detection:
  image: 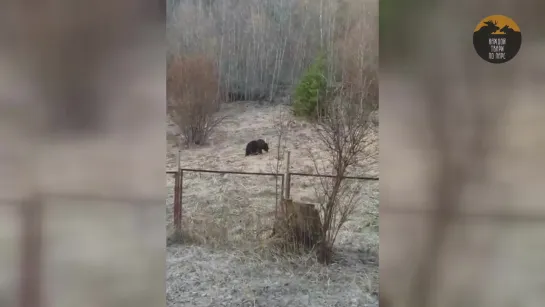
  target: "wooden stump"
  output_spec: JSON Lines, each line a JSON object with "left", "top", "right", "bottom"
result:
{"left": 272, "top": 199, "right": 323, "bottom": 250}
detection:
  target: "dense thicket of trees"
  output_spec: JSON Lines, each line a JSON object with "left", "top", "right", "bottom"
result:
{"left": 167, "top": 0, "right": 377, "bottom": 102}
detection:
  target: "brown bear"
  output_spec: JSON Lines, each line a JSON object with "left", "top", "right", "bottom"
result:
{"left": 245, "top": 139, "right": 269, "bottom": 156}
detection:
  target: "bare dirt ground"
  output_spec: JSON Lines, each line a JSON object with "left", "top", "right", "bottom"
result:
{"left": 166, "top": 102, "right": 379, "bottom": 307}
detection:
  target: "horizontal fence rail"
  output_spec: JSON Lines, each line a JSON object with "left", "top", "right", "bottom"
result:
{"left": 289, "top": 172, "right": 379, "bottom": 180}
{"left": 180, "top": 168, "right": 284, "bottom": 177}
{"left": 167, "top": 170, "right": 378, "bottom": 180}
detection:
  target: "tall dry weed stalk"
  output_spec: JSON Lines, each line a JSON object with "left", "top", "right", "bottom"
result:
{"left": 167, "top": 55, "right": 225, "bottom": 146}
{"left": 269, "top": 109, "right": 292, "bottom": 215}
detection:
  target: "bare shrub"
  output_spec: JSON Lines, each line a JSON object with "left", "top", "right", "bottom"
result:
{"left": 308, "top": 12, "right": 378, "bottom": 261}
{"left": 310, "top": 17, "right": 377, "bottom": 261}
{"left": 167, "top": 55, "right": 225, "bottom": 146}
{"left": 310, "top": 86, "right": 377, "bottom": 264}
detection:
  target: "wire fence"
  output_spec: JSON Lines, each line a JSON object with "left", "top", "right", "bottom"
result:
{"left": 166, "top": 150, "right": 380, "bottom": 232}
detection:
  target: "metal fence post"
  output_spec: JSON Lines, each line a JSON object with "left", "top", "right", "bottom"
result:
{"left": 284, "top": 151, "right": 291, "bottom": 200}
{"left": 173, "top": 150, "right": 182, "bottom": 231}
{"left": 179, "top": 169, "right": 183, "bottom": 225}
{"left": 277, "top": 174, "right": 285, "bottom": 218}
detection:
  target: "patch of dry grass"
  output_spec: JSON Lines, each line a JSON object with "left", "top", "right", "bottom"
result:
{"left": 167, "top": 103, "right": 377, "bottom": 175}
{"left": 166, "top": 101, "right": 379, "bottom": 306}
{"left": 167, "top": 244, "right": 378, "bottom": 307}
